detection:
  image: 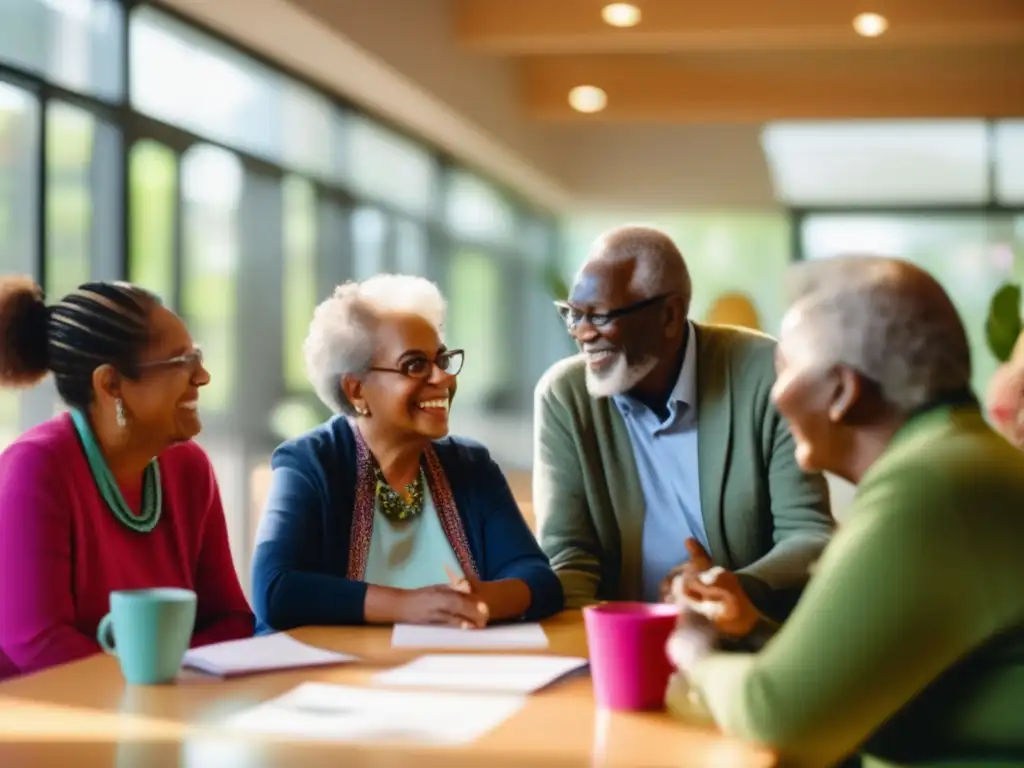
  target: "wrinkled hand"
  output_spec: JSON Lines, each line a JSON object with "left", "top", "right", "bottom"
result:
{"left": 398, "top": 584, "right": 489, "bottom": 628}
{"left": 665, "top": 539, "right": 759, "bottom": 638}
{"left": 659, "top": 537, "right": 714, "bottom": 602}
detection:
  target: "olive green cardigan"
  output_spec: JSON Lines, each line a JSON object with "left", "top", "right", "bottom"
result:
{"left": 533, "top": 322, "right": 834, "bottom": 618}
{"left": 674, "top": 403, "right": 1024, "bottom": 767}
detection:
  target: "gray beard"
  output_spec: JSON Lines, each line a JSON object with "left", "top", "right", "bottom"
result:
{"left": 584, "top": 352, "right": 659, "bottom": 398}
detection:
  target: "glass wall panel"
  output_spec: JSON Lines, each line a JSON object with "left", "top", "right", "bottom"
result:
{"left": 351, "top": 206, "right": 389, "bottom": 280}
{"left": 128, "top": 140, "right": 177, "bottom": 305}
{"left": 0, "top": 0, "right": 123, "bottom": 101}
{"left": 45, "top": 100, "right": 97, "bottom": 298}
{"left": 395, "top": 218, "right": 428, "bottom": 276}
{"left": 282, "top": 175, "right": 317, "bottom": 391}
{"left": 801, "top": 214, "right": 1021, "bottom": 397}
{"left": 130, "top": 6, "right": 342, "bottom": 180}
{"left": 0, "top": 81, "right": 38, "bottom": 449}
{"left": 447, "top": 249, "right": 504, "bottom": 406}
{"left": 345, "top": 115, "right": 436, "bottom": 217}
{"left": 180, "top": 144, "right": 242, "bottom": 412}
{"left": 995, "top": 120, "right": 1024, "bottom": 205}
{"left": 445, "top": 170, "right": 515, "bottom": 244}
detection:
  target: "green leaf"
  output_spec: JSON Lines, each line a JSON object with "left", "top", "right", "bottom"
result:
{"left": 985, "top": 282, "right": 1023, "bottom": 363}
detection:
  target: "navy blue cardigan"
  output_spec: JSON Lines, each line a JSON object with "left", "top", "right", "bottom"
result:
{"left": 251, "top": 417, "right": 564, "bottom": 630}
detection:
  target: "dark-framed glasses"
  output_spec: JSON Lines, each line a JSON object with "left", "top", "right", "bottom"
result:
{"left": 369, "top": 349, "right": 465, "bottom": 381}
{"left": 137, "top": 347, "right": 204, "bottom": 372}
{"left": 554, "top": 293, "right": 671, "bottom": 330}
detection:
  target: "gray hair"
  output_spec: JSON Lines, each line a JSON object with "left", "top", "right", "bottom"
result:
{"left": 303, "top": 274, "right": 447, "bottom": 414}
{"left": 588, "top": 225, "right": 692, "bottom": 311}
{"left": 784, "top": 255, "right": 971, "bottom": 412}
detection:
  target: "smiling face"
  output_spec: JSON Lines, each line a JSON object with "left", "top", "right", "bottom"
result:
{"left": 347, "top": 312, "right": 458, "bottom": 441}
{"left": 117, "top": 304, "right": 210, "bottom": 444}
{"left": 771, "top": 306, "right": 859, "bottom": 475}
{"left": 566, "top": 260, "right": 683, "bottom": 398}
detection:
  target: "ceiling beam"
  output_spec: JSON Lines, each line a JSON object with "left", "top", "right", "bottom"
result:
{"left": 457, "top": 0, "right": 1024, "bottom": 53}
{"left": 521, "top": 52, "right": 1024, "bottom": 121}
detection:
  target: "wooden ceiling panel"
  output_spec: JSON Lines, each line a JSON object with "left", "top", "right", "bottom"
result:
{"left": 521, "top": 52, "right": 1024, "bottom": 121}
{"left": 456, "top": 0, "right": 1024, "bottom": 53}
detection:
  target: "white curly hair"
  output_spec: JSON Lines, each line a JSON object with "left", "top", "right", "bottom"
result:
{"left": 303, "top": 274, "right": 447, "bottom": 414}
{"left": 782, "top": 255, "right": 971, "bottom": 412}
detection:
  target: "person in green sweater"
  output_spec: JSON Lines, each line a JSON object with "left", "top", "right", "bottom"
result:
{"left": 534, "top": 225, "right": 833, "bottom": 623}
{"left": 666, "top": 255, "right": 1024, "bottom": 768}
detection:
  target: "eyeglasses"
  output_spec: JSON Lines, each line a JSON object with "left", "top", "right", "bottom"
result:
{"left": 369, "top": 349, "right": 465, "bottom": 381}
{"left": 554, "top": 294, "right": 671, "bottom": 330}
{"left": 137, "top": 347, "right": 204, "bottom": 372}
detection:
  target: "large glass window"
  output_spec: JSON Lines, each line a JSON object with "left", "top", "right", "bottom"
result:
{"left": 351, "top": 206, "right": 389, "bottom": 280}
{"left": 447, "top": 250, "right": 505, "bottom": 406}
{"left": 445, "top": 170, "right": 515, "bottom": 245}
{"left": 128, "top": 140, "right": 177, "bottom": 305}
{"left": 180, "top": 144, "right": 242, "bottom": 412}
{"left": 395, "top": 218, "right": 429, "bottom": 276}
{"left": 45, "top": 101, "right": 98, "bottom": 299}
{"left": 282, "top": 175, "right": 317, "bottom": 391}
{"left": 0, "top": 81, "right": 38, "bottom": 449}
{"left": 0, "top": 0, "right": 123, "bottom": 101}
{"left": 130, "top": 6, "right": 342, "bottom": 181}
{"left": 995, "top": 120, "right": 1024, "bottom": 205}
{"left": 345, "top": 115, "right": 437, "bottom": 217}
{"left": 801, "top": 214, "right": 1021, "bottom": 397}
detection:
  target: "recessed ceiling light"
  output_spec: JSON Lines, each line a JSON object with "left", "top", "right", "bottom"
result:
{"left": 601, "top": 3, "right": 641, "bottom": 28}
{"left": 853, "top": 12, "right": 888, "bottom": 37}
{"left": 568, "top": 85, "right": 607, "bottom": 114}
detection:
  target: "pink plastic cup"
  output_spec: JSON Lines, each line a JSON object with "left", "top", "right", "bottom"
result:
{"left": 583, "top": 601, "right": 679, "bottom": 711}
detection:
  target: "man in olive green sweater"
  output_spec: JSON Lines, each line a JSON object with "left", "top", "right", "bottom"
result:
{"left": 534, "top": 226, "right": 833, "bottom": 620}
{"left": 669, "top": 256, "right": 1024, "bottom": 767}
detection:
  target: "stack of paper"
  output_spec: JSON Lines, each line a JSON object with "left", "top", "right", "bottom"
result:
{"left": 182, "top": 633, "right": 357, "bottom": 677}
{"left": 391, "top": 622, "right": 549, "bottom": 649}
{"left": 225, "top": 682, "right": 525, "bottom": 745}
{"left": 373, "top": 654, "right": 588, "bottom": 694}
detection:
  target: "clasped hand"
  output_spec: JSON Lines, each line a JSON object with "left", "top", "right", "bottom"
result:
{"left": 660, "top": 538, "right": 760, "bottom": 638}
{"left": 400, "top": 581, "right": 490, "bottom": 628}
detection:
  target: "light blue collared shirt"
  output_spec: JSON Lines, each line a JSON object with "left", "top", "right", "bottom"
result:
{"left": 613, "top": 322, "right": 709, "bottom": 602}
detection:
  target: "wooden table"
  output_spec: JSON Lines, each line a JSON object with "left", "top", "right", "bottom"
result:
{"left": 0, "top": 612, "right": 775, "bottom": 767}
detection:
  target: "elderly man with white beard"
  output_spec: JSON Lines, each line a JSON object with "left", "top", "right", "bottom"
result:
{"left": 533, "top": 225, "right": 833, "bottom": 629}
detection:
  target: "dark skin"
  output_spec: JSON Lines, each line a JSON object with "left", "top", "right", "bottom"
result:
{"left": 341, "top": 312, "right": 532, "bottom": 628}
{"left": 674, "top": 270, "right": 946, "bottom": 636}
{"left": 568, "top": 241, "right": 688, "bottom": 419}
{"left": 89, "top": 304, "right": 210, "bottom": 492}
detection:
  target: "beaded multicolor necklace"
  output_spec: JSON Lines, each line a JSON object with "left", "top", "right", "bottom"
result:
{"left": 373, "top": 464, "right": 425, "bottom": 522}
{"left": 70, "top": 409, "right": 163, "bottom": 534}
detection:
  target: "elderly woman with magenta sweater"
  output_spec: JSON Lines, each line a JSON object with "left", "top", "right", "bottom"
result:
{"left": 252, "top": 274, "right": 563, "bottom": 630}
{"left": 0, "top": 278, "right": 253, "bottom": 680}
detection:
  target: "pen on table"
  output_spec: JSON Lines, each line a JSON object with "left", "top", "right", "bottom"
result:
{"left": 444, "top": 565, "right": 489, "bottom": 628}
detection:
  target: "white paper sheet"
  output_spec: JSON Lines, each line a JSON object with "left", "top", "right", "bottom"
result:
{"left": 182, "top": 633, "right": 357, "bottom": 677}
{"left": 391, "top": 622, "right": 549, "bottom": 649}
{"left": 373, "top": 654, "right": 588, "bottom": 694}
{"left": 225, "top": 682, "right": 525, "bottom": 746}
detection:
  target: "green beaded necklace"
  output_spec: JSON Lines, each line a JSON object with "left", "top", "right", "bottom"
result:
{"left": 70, "top": 409, "right": 162, "bottom": 534}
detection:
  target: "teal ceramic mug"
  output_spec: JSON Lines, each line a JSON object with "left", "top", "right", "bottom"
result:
{"left": 96, "top": 588, "right": 197, "bottom": 685}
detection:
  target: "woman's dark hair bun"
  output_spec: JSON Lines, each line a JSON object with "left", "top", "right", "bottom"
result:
{"left": 0, "top": 276, "right": 51, "bottom": 387}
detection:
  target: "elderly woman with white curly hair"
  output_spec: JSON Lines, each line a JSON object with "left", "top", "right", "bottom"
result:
{"left": 251, "top": 274, "right": 563, "bottom": 630}
{"left": 665, "top": 256, "right": 1024, "bottom": 767}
